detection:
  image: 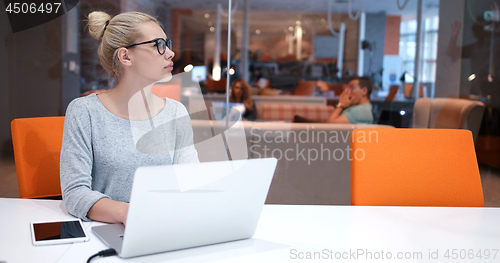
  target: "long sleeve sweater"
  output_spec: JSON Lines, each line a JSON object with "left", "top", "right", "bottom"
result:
{"left": 60, "top": 93, "right": 199, "bottom": 221}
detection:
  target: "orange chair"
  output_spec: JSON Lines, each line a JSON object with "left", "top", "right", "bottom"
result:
{"left": 152, "top": 84, "right": 181, "bottom": 101}
{"left": 384, "top": 85, "right": 399, "bottom": 102}
{"left": 205, "top": 78, "right": 227, "bottom": 93}
{"left": 11, "top": 117, "right": 65, "bottom": 199}
{"left": 404, "top": 83, "right": 424, "bottom": 98}
{"left": 152, "top": 77, "right": 182, "bottom": 101}
{"left": 350, "top": 128, "right": 484, "bottom": 207}
{"left": 294, "top": 80, "right": 316, "bottom": 96}
{"left": 328, "top": 83, "right": 347, "bottom": 96}
{"left": 316, "top": 81, "right": 346, "bottom": 96}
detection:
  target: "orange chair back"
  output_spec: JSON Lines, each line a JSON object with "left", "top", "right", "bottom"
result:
{"left": 151, "top": 84, "right": 181, "bottom": 101}
{"left": 294, "top": 80, "right": 315, "bottom": 96}
{"left": 205, "top": 78, "right": 227, "bottom": 92}
{"left": 385, "top": 85, "right": 399, "bottom": 102}
{"left": 11, "top": 117, "right": 65, "bottom": 199}
{"left": 329, "top": 83, "right": 347, "bottom": 96}
{"left": 350, "top": 128, "right": 484, "bottom": 207}
{"left": 404, "top": 83, "right": 424, "bottom": 98}
{"left": 152, "top": 77, "right": 182, "bottom": 101}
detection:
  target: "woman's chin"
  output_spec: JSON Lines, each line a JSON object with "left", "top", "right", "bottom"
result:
{"left": 158, "top": 73, "right": 173, "bottom": 83}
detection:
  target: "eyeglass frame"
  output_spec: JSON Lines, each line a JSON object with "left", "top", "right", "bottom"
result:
{"left": 123, "top": 38, "right": 172, "bottom": 55}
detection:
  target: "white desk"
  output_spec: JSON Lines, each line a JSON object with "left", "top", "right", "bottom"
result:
{"left": 1, "top": 198, "right": 500, "bottom": 263}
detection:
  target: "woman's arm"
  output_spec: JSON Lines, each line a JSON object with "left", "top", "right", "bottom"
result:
{"left": 60, "top": 99, "right": 116, "bottom": 222}
{"left": 87, "top": 198, "right": 129, "bottom": 225}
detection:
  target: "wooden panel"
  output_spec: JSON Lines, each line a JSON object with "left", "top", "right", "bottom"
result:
{"left": 384, "top": 16, "right": 401, "bottom": 55}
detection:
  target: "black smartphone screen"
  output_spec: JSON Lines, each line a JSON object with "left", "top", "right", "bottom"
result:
{"left": 33, "top": 220, "right": 86, "bottom": 241}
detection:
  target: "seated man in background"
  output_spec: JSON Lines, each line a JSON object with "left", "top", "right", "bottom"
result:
{"left": 326, "top": 76, "right": 373, "bottom": 124}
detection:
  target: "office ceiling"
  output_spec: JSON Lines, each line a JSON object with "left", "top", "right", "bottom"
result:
{"left": 133, "top": 0, "right": 440, "bottom": 35}
{"left": 159, "top": 0, "right": 440, "bottom": 16}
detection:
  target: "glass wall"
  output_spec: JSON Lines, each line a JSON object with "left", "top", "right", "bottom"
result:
{"left": 156, "top": 0, "right": 498, "bottom": 206}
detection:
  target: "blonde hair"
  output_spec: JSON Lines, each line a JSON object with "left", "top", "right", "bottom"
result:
{"left": 229, "top": 79, "right": 254, "bottom": 109}
{"left": 87, "top": 11, "right": 161, "bottom": 79}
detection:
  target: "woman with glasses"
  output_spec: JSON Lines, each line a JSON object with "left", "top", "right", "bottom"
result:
{"left": 60, "top": 11, "right": 199, "bottom": 225}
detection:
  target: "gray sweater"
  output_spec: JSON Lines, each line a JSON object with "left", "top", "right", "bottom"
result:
{"left": 60, "top": 93, "right": 199, "bottom": 221}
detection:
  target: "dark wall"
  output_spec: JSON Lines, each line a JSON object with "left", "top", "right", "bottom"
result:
{"left": 0, "top": 1, "right": 11, "bottom": 157}
{"left": 0, "top": 2, "right": 64, "bottom": 157}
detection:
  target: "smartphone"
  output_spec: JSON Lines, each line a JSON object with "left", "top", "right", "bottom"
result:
{"left": 31, "top": 219, "right": 90, "bottom": 246}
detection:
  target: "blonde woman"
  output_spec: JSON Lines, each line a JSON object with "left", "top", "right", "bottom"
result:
{"left": 60, "top": 11, "right": 199, "bottom": 224}
{"left": 229, "top": 79, "right": 257, "bottom": 120}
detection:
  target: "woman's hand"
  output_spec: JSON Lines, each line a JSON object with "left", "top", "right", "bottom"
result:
{"left": 118, "top": 202, "right": 129, "bottom": 226}
{"left": 87, "top": 198, "right": 129, "bottom": 225}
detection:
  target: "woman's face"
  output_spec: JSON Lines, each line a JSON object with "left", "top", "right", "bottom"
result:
{"left": 233, "top": 82, "right": 243, "bottom": 99}
{"left": 127, "top": 22, "right": 175, "bottom": 84}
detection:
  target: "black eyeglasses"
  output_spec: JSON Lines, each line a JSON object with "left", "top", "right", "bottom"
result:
{"left": 124, "top": 38, "right": 172, "bottom": 55}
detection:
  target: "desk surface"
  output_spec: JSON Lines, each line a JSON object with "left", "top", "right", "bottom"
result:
{"left": 1, "top": 198, "right": 500, "bottom": 263}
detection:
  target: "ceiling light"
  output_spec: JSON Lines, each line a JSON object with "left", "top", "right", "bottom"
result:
{"left": 204, "top": 13, "right": 210, "bottom": 19}
{"left": 210, "top": 27, "right": 215, "bottom": 32}
{"left": 288, "top": 26, "right": 294, "bottom": 32}
{"left": 229, "top": 68, "right": 235, "bottom": 75}
{"left": 255, "top": 29, "right": 261, "bottom": 35}
{"left": 184, "top": 64, "right": 194, "bottom": 72}
{"left": 296, "top": 20, "right": 301, "bottom": 25}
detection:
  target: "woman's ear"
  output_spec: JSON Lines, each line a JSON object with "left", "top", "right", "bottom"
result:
{"left": 116, "top": 47, "right": 132, "bottom": 67}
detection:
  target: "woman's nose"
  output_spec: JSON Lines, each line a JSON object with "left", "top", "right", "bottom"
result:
{"left": 165, "top": 49, "right": 175, "bottom": 60}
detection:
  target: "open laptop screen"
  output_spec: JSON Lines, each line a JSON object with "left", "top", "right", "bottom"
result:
{"left": 210, "top": 102, "right": 246, "bottom": 121}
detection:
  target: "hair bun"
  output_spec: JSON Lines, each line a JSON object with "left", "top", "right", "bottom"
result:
{"left": 88, "top": 11, "right": 112, "bottom": 41}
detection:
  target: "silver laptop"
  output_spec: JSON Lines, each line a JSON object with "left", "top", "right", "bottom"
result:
{"left": 92, "top": 158, "right": 277, "bottom": 258}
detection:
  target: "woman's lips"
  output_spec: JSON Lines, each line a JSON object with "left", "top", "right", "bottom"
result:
{"left": 165, "top": 64, "right": 174, "bottom": 70}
